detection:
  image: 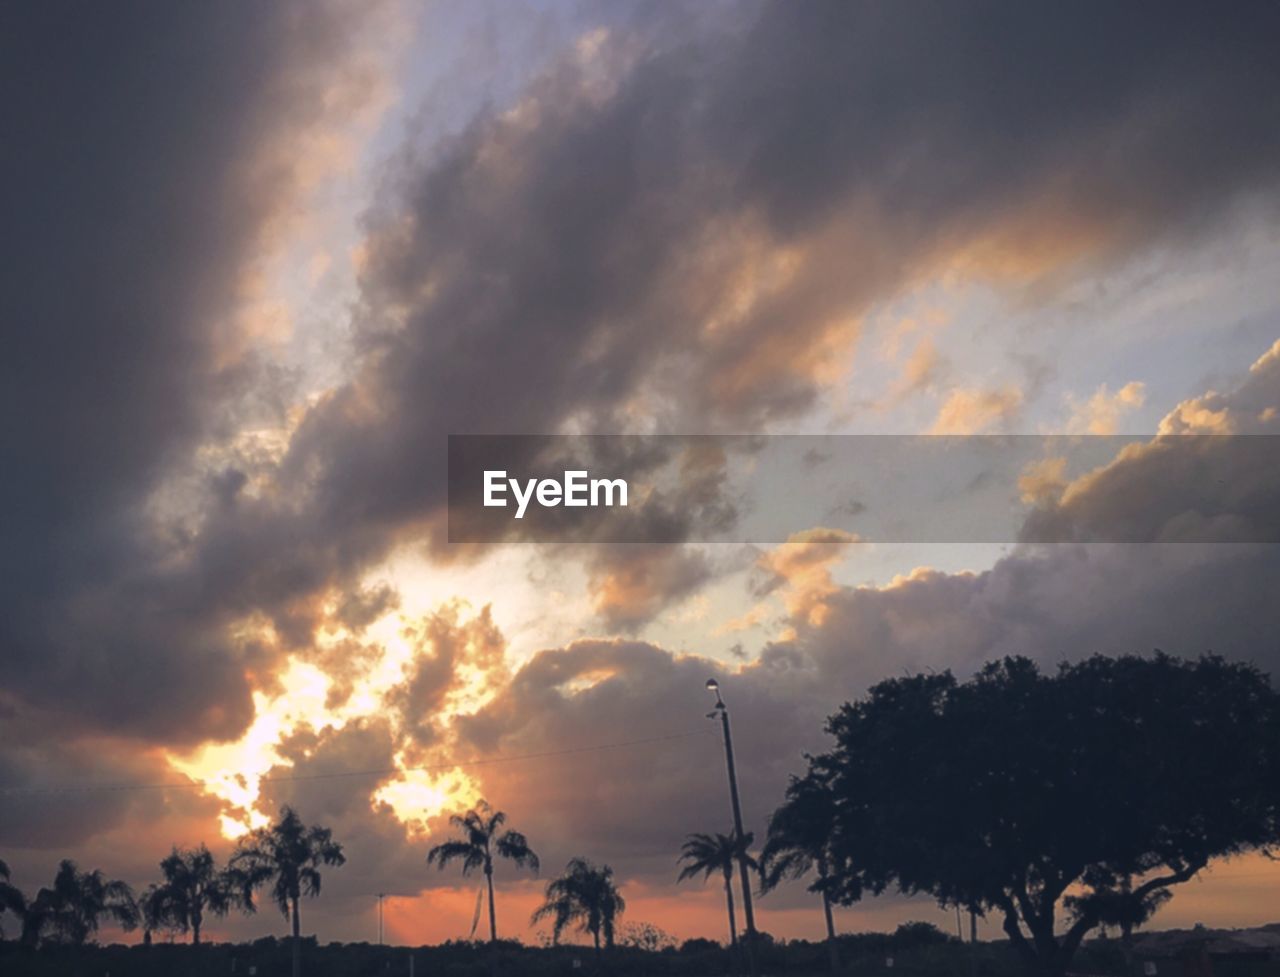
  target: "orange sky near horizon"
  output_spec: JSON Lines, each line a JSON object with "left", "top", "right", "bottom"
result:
{"left": 86, "top": 850, "right": 1280, "bottom": 950}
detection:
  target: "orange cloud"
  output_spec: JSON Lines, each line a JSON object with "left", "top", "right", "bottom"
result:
{"left": 929, "top": 386, "right": 1024, "bottom": 434}
{"left": 754, "top": 528, "right": 859, "bottom": 631}
{"left": 1065, "top": 381, "right": 1146, "bottom": 434}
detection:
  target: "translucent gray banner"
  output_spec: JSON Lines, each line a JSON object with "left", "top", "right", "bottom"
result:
{"left": 446, "top": 435, "right": 1280, "bottom": 544}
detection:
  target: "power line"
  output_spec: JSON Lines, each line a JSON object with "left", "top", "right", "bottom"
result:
{"left": 0, "top": 728, "right": 717, "bottom": 797}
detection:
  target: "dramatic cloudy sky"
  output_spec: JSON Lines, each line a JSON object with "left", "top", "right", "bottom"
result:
{"left": 2, "top": 0, "right": 1279, "bottom": 948}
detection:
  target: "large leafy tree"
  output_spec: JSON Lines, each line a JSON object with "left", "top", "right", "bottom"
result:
{"left": 760, "top": 773, "right": 841, "bottom": 972}
{"left": 148, "top": 844, "right": 246, "bottom": 945}
{"left": 677, "top": 831, "right": 758, "bottom": 952}
{"left": 811, "top": 654, "right": 1280, "bottom": 977}
{"left": 427, "top": 799, "right": 539, "bottom": 943}
{"left": 231, "top": 806, "right": 345, "bottom": 977}
{"left": 19, "top": 860, "right": 138, "bottom": 946}
{"left": 531, "top": 857, "right": 625, "bottom": 958}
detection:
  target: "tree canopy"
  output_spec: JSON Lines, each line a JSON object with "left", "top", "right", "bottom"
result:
{"left": 144, "top": 845, "right": 245, "bottom": 944}
{"left": 807, "top": 654, "right": 1280, "bottom": 977}
{"left": 17, "top": 860, "right": 137, "bottom": 946}
{"left": 532, "top": 857, "right": 625, "bottom": 954}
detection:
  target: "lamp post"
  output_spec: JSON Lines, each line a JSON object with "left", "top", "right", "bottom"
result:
{"left": 706, "top": 678, "right": 759, "bottom": 977}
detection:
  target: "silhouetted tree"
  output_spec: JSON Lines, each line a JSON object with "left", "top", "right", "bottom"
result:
{"left": 1070, "top": 872, "right": 1170, "bottom": 971}
{"left": 760, "top": 772, "right": 841, "bottom": 971}
{"left": 138, "top": 883, "right": 167, "bottom": 945}
{"left": 619, "top": 920, "right": 676, "bottom": 951}
{"left": 811, "top": 654, "right": 1280, "bottom": 977}
{"left": 231, "top": 806, "right": 345, "bottom": 977}
{"left": 0, "top": 858, "right": 26, "bottom": 940}
{"left": 532, "top": 858, "right": 625, "bottom": 960}
{"left": 18, "top": 859, "right": 137, "bottom": 946}
{"left": 677, "top": 831, "right": 757, "bottom": 953}
{"left": 148, "top": 844, "right": 246, "bottom": 944}
{"left": 893, "top": 920, "right": 954, "bottom": 948}
{"left": 427, "top": 799, "right": 539, "bottom": 944}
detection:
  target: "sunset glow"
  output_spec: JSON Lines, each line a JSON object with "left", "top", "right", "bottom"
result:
{"left": 5, "top": 2, "right": 1280, "bottom": 962}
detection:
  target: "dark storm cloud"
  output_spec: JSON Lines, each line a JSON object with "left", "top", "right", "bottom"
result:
{"left": 0, "top": 2, "right": 373, "bottom": 747}
{"left": 773, "top": 543, "right": 1280, "bottom": 690}
{"left": 712, "top": 2, "right": 1280, "bottom": 238}
{"left": 0, "top": 717, "right": 221, "bottom": 851}
{"left": 5, "top": 0, "right": 1280, "bottom": 857}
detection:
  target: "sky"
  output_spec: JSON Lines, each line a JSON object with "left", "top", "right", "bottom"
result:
{"left": 2, "top": 0, "right": 1280, "bottom": 950}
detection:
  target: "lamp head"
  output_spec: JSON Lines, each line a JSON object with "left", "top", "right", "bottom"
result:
{"left": 705, "top": 677, "right": 725, "bottom": 709}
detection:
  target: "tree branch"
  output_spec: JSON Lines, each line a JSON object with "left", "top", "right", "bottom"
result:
{"left": 1131, "top": 861, "right": 1205, "bottom": 901}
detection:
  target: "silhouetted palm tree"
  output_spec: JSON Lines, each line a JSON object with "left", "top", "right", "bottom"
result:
{"left": 427, "top": 799, "right": 539, "bottom": 943}
{"left": 760, "top": 773, "right": 840, "bottom": 971}
{"left": 532, "top": 858, "right": 625, "bottom": 961}
{"left": 19, "top": 860, "right": 137, "bottom": 946}
{"left": 149, "top": 844, "right": 246, "bottom": 944}
{"left": 678, "top": 831, "right": 757, "bottom": 952}
{"left": 231, "top": 806, "right": 345, "bottom": 977}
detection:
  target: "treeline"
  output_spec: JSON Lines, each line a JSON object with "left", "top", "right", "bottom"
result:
{"left": 1, "top": 923, "right": 1105, "bottom": 977}
{"left": 0, "top": 926, "right": 1203, "bottom": 977}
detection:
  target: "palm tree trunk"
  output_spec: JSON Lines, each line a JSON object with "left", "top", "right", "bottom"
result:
{"left": 723, "top": 871, "right": 739, "bottom": 949}
{"left": 485, "top": 862, "right": 498, "bottom": 943}
{"left": 737, "top": 854, "right": 758, "bottom": 936}
{"left": 291, "top": 895, "right": 301, "bottom": 977}
{"left": 816, "top": 857, "right": 838, "bottom": 972}
{"left": 736, "top": 854, "right": 759, "bottom": 977}
{"left": 822, "top": 889, "right": 839, "bottom": 972}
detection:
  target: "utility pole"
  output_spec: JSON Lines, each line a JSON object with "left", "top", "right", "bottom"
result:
{"left": 706, "top": 678, "right": 759, "bottom": 977}
{"left": 378, "top": 892, "right": 386, "bottom": 946}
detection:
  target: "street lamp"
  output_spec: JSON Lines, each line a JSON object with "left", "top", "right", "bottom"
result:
{"left": 705, "top": 677, "right": 759, "bottom": 977}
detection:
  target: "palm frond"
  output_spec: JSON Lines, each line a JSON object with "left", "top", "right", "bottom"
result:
{"left": 496, "top": 830, "right": 540, "bottom": 873}
{"left": 427, "top": 840, "right": 483, "bottom": 875}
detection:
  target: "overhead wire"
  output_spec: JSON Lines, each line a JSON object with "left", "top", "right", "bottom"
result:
{"left": 0, "top": 727, "right": 718, "bottom": 798}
